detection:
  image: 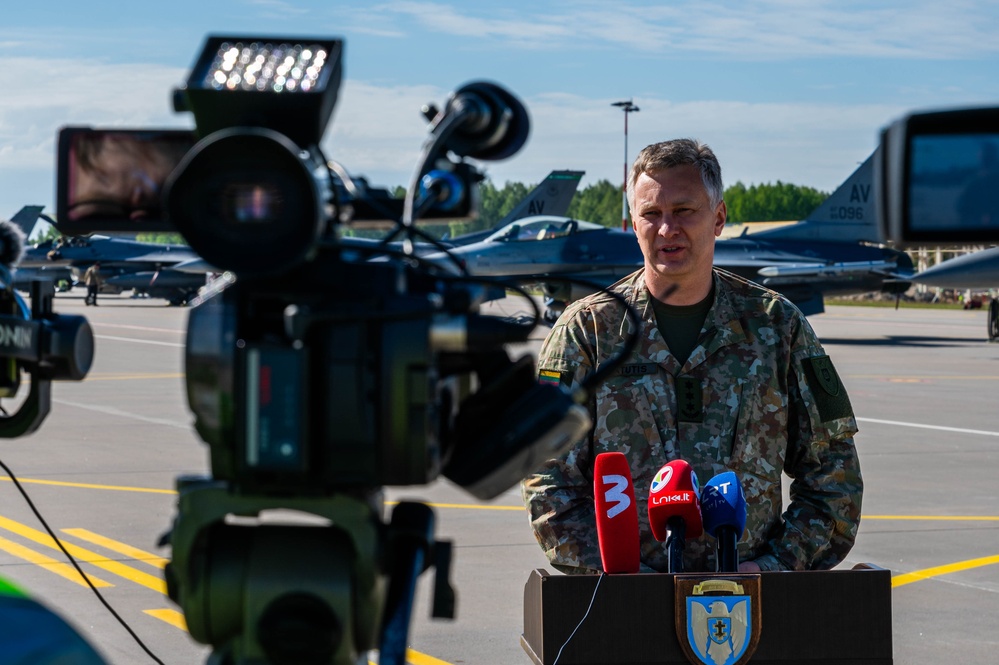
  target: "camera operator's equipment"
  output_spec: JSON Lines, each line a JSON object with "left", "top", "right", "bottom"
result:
{"left": 878, "top": 105, "right": 999, "bottom": 245}
{"left": 0, "top": 219, "right": 94, "bottom": 438}
{"left": 51, "top": 34, "right": 590, "bottom": 665}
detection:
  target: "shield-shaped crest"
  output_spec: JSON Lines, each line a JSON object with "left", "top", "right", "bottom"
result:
{"left": 811, "top": 355, "right": 841, "bottom": 396}
{"left": 675, "top": 575, "right": 762, "bottom": 665}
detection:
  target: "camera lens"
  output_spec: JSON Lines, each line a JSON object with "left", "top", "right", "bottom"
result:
{"left": 164, "top": 127, "right": 323, "bottom": 275}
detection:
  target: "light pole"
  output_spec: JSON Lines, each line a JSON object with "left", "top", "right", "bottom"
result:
{"left": 612, "top": 99, "right": 639, "bottom": 231}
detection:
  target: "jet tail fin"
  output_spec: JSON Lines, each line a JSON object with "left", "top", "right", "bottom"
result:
{"left": 495, "top": 170, "right": 584, "bottom": 228}
{"left": 8, "top": 206, "right": 45, "bottom": 239}
{"left": 446, "top": 170, "right": 584, "bottom": 246}
{"left": 749, "top": 152, "right": 881, "bottom": 244}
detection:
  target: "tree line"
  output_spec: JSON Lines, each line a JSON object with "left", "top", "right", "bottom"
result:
{"left": 36, "top": 176, "right": 826, "bottom": 245}
{"left": 370, "top": 177, "right": 830, "bottom": 240}
{"left": 473, "top": 177, "right": 828, "bottom": 231}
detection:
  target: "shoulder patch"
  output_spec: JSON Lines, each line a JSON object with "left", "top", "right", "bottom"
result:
{"left": 802, "top": 355, "right": 853, "bottom": 422}
{"left": 539, "top": 368, "right": 572, "bottom": 389}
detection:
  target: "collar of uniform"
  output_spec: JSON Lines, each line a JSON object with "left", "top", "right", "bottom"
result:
{"left": 689, "top": 270, "right": 748, "bottom": 364}
{"left": 647, "top": 269, "right": 748, "bottom": 374}
{"left": 621, "top": 269, "right": 749, "bottom": 375}
{"left": 629, "top": 270, "right": 683, "bottom": 376}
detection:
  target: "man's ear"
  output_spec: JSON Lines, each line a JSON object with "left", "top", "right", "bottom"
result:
{"left": 714, "top": 201, "right": 727, "bottom": 237}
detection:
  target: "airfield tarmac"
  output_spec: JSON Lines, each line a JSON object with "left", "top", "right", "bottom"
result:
{"left": 0, "top": 291, "right": 997, "bottom": 664}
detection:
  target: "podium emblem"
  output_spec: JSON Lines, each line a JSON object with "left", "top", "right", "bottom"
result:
{"left": 675, "top": 576, "right": 761, "bottom": 665}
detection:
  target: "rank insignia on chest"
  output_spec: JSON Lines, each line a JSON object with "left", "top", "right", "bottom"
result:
{"left": 677, "top": 376, "right": 703, "bottom": 423}
{"left": 675, "top": 575, "right": 762, "bottom": 665}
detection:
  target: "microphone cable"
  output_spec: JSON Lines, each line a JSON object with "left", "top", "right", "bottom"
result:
{"left": 551, "top": 571, "right": 606, "bottom": 665}
{"left": 0, "top": 457, "right": 165, "bottom": 665}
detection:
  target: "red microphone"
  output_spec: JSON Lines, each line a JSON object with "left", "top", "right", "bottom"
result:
{"left": 647, "top": 459, "right": 702, "bottom": 573}
{"left": 593, "top": 452, "right": 640, "bottom": 574}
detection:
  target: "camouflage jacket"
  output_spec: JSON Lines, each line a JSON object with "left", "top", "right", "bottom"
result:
{"left": 521, "top": 268, "right": 863, "bottom": 574}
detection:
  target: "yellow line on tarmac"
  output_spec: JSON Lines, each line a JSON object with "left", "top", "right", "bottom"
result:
{"left": 388, "top": 501, "right": 522, "bottom": 512}
{"left": 0, "top": 477, "right": 175, "bottom": 494}
{"left": 61, "top": 528, "right": 168, "bottom": 569}
{"left": 0, "top": 516, "right": 166, "bottom": 594}
{"left": 144, "top": 608, "right": 187, "bottom": 631}
{"left": 141, "top": 610, "right": 453, "bottom": 665}
{"left": 405, "top": 649, "right": 454, "bottom": 664}
{"left": 892, "top": 553, "right": 999, "bottom": 588}
{"left": 0, "top": 535, "right": 113, "bottom": 589}
{"left": 82, "top": 373, "right": 184, "bottom": 381}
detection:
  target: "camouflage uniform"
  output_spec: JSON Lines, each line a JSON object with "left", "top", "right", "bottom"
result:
{"left": 522, "top": 268, "right": 863, "bottom": 573}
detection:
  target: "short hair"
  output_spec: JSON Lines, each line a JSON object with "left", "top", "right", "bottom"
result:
{"left": 627, "top": 138, "right": 724, "bottom": 209}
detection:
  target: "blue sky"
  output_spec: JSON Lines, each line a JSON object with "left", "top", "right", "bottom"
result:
{"left": 3, "top": 0, "right": 999, "bottom": 222}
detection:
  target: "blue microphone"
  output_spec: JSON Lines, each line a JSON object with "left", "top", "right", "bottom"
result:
{"left": 700, "top": 471, "right": 747, "bottom": 572}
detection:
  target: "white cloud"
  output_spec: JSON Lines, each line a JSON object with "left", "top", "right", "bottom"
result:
{"left": 368, "top": 0, "right": 999, "bottom": 59}
{"left": 0, "top": 54, "right": 917, "bottom": 218}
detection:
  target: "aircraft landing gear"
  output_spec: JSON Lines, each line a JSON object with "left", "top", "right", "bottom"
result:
{"left": 989, "top": 297, "right": 998, "bottom": 342}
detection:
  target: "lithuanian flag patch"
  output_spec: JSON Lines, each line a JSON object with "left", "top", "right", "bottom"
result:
{"left": 538, "top": 369, "right": 562, "bottom": 386}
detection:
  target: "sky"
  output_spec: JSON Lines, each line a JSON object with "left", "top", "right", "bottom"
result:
{"left": 2, "top": 0, "right": 999, "bottom": 224}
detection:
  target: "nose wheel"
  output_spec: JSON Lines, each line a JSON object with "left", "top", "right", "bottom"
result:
{"left": 989, "top": 297, "right": 998, "bottom": 341}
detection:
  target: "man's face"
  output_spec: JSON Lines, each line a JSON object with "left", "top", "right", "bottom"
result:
{"left": 630, "top": 164, "right": 726, "bottom": 303}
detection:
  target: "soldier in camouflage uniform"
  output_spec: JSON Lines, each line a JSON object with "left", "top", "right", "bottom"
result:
{"left": 522, "top": 139, "right": 863, "bottom": 574}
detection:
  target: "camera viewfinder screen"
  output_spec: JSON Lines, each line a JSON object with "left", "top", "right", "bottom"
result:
{"left": 909, "top": 133, "right": 999, "bottom": 233}
{"left": 59, "top": 128, "right": 196, "bottom": 231}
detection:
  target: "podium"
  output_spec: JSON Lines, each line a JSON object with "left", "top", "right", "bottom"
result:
{"left": 521, "top": 565, "right": 892, "bottom": 665}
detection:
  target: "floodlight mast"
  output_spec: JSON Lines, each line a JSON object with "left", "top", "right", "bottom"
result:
{"left": 612, "top": 99, "right": 639, "bottom": 231}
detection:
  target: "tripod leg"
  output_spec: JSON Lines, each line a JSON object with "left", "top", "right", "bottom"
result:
{"left": 378, "top": 502, "right": 435, "bottom": 665}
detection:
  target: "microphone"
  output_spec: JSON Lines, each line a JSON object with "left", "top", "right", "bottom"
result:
{"left": 700, "top": 472, "right": 747, "bottom": 573}
{"left": 593, "top": 452, "right": 640, "bottom": 574}
{"left": 439, "top": 81, "right": 530, "bottom": 161}
{"left": 0, "top": 219, "right": 26, "bottom": 282}
{"left": 647, "top": 460, "right": 702, "bottom": 574}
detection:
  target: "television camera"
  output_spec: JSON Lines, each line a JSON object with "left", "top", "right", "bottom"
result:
{"left": 878, "top": 105, "right": 999, "bottom": 245}
{"left": 0, "top": 225, "right": 93, "bottom": 439}
{"left": 56, "top": 35, "right": 592, "bottom": 665}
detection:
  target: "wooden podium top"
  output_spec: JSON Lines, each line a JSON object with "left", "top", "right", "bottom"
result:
{"left": 522, "top": 565, "right": 893, "bottom": 665}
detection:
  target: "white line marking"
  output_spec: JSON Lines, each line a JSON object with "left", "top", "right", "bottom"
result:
{"left": 857, "top": 417, "right": 999, "bottom": 438}
{"left": 95, "top": 335, "right": 184, "bottom": 348}
{"left": 52, "top": 399, "right": 191, "bottom": 429}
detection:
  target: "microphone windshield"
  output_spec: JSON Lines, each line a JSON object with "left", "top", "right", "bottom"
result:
{"left": 593, "top": 452, "right": 640, "bottom": 573}
{"left": 700, "top": 471, "right": 748, "bottom": 538}
{"left": 647, "top": 459, "right": 703, "bottom": 541}
{"left": 0, "top": 220, "right": 26, "bottom": 271}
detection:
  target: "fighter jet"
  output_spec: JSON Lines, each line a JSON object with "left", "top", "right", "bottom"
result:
{"left": 6, "top": 206, "right": 75, "bottom": 289}
{"left": 423, "top": 152, "right": 913, "bottom": 321}
{"left": 9, "top": 206, "right": 206, "bottom": 305}
{"left": 911, "top": 247, "right": 999, "bottom": 340}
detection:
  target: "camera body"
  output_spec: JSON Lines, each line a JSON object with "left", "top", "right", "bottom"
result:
{"left": 55, "top": 34, "right": 589, "bottom": 664}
